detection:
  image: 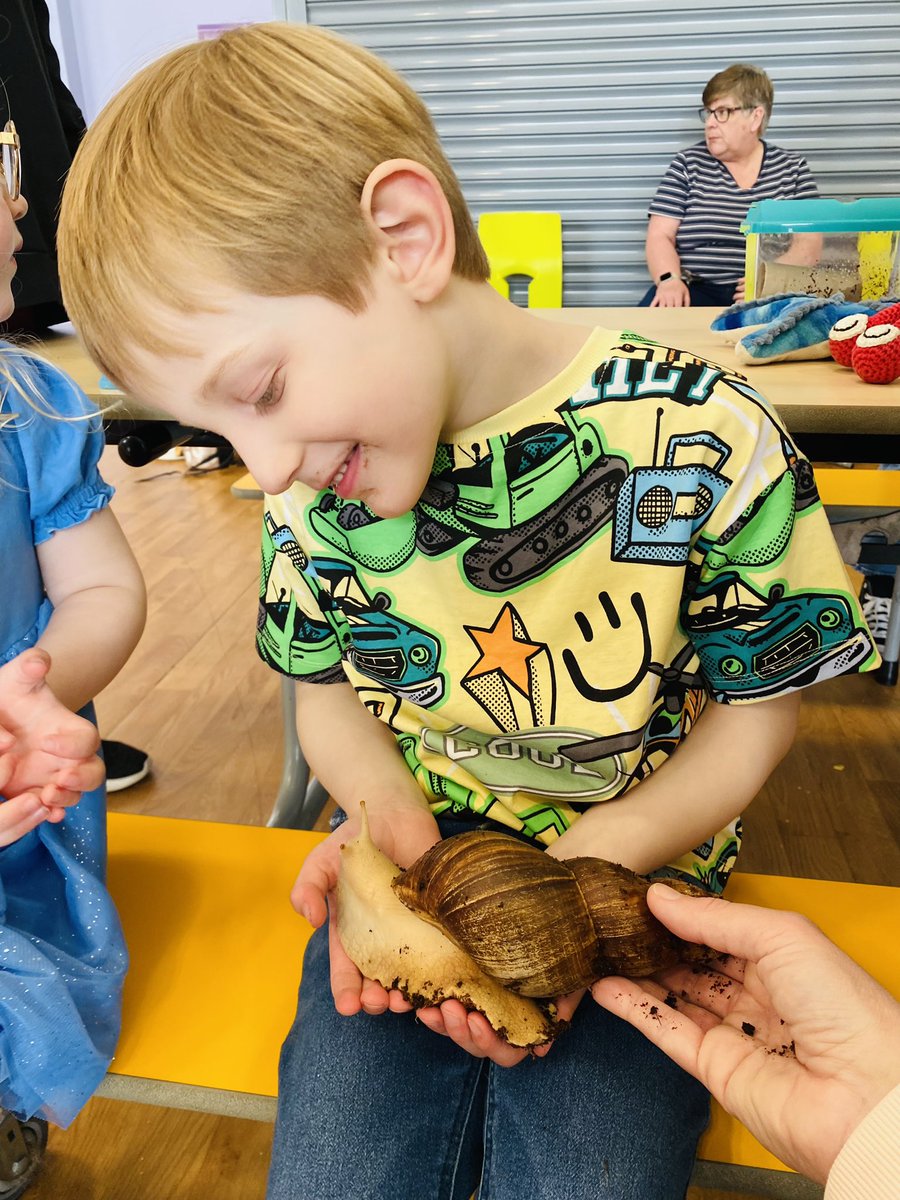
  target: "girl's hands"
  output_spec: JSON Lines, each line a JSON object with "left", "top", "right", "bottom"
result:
{"left": 0, "top": 790, "right": 66, "bottom": 846}
{"left": 0, "top": 649, "right": 103, "bottom": 814}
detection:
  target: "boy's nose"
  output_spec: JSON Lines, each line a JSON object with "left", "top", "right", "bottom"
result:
{"left": 239, "top": 447, "right": 299, "bottom": 498}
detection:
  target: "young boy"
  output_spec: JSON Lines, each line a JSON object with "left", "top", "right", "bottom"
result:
{"left": 57, "top": 23, "right": 878, "bottom": 1199}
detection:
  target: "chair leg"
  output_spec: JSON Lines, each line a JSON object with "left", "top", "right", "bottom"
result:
{"left": 876, "top": 570, "right": 900, "bottom": 685}
{"left": 265, "top": 678, "right": 331, "bottom": 829}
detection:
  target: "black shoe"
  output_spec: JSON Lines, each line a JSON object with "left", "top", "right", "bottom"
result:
{"left": 101, "top": 740, "right": 151, "bottom": 792}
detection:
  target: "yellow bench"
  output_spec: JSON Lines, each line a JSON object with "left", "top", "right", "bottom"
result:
{"left": 98, "top": 812, "right": 899, "bottom": 1198}
{"left": 815, "top": 465, "right": 900, "bottom": 508}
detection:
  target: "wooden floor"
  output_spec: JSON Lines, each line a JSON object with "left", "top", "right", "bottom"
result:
{"left": 29, "top": 447, "right": 899, "bottom": 1199}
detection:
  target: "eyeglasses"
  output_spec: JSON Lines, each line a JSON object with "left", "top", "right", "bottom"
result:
{"left": 698, "top": 105, "right": 753, "bottom": 124}
{"left": 0, "top": 121, "right": 21, "bottom": 200}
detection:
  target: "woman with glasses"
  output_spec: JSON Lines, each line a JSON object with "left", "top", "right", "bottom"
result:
{"left": 639, "top": 64, "right": 819, "bottom": 308}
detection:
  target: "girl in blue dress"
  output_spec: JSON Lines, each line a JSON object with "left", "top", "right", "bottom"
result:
{"left": 0, "top": 114, "right": 146, "bottom": 1126}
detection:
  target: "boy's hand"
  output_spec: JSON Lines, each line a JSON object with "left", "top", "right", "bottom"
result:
{"left": 291, "top": 803, "right": 442, "bottom": 1018}
{"left": 415, "top": 988, "right": 584, "bottom": 1067}
{"left": 0, "top": 649, "right": 103, "bottom": 805}
{"left": 293, "top": 807, "right": 583, "bottom": 1063}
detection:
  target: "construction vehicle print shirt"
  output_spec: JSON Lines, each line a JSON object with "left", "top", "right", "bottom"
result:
{"left": 257, "top": 327, "right": 878, "bottom": 892}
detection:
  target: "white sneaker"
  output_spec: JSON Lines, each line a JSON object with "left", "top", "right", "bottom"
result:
{"left": 862, "top": 594, "right": 891, "bottom": 650}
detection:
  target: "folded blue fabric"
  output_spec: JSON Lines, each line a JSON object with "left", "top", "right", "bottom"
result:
{"left": 710, "top": 292, "right": 899, "bottom": 365}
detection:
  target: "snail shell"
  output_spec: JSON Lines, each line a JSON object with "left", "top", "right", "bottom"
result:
{"left": 336, "top": 808, "right": 562, "bottom": 1047}
{"left": 392, "top": 830, "right": 707, "bottom": 998}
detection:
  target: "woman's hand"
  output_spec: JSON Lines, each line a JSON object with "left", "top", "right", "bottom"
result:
{"left": 732, "top": 276, "right": 746, "bottom": 303}
{"left": 651, "top": 277, "right": 691, "bottom": 307}
{"left": 0, "top": 648, "right": 103, "bottom": 809}
{"left": 591, "top": 884, "right": 900, "bottom": 1185}
{"left": 291, "top": 801, "right": 442, "bottom": 1018}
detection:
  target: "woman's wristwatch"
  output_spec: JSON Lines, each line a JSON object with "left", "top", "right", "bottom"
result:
{"left": 658, "top": 270, "right": 691, "bottom": 285}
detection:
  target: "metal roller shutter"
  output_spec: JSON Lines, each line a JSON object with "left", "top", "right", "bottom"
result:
{"left": 287, "top": 1, "right": 900, "bottom": 304}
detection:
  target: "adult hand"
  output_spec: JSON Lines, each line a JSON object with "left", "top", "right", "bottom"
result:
{"left": 591, "top": 885, "right": 900, "bottom": 1185}
{"left": 733, "top": 277, "right": 746, "bottom": 303}
{"left": 650, "top": 277, "right": 691, "bottom": 307}
{"left": 291, "top": 801, "right": 441, "bottom": 1019}
{"left": 0, "top": 648, "right": 103, "bottom": 807}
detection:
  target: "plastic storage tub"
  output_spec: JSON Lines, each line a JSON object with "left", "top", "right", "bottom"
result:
{"left": 742, "top": 197, "right": 900, "bottom": 302}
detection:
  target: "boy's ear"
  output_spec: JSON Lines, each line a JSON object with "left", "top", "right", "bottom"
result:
{"left": 360, "top": 160, "right": 456, "bottom": 302}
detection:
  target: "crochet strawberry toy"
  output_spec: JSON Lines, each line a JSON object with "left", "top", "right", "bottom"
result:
{"left": 851, "top": 323, "right": 900, "bottom": 384}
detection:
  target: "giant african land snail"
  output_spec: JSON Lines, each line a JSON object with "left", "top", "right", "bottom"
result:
{"left": 336, "top": 805, "right": 708, "bottom": 1048}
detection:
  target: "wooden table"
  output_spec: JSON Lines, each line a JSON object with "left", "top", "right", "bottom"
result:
{"left": 34, "top": 328, "right": 229, "bottom": 465}
{"left": 537, "top": 306, "right": 900, "bottom": 460}
{"left": 35, "top": 312, "right": 900, "bottom": 462}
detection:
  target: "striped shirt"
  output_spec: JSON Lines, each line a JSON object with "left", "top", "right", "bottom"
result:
{"left": 648, "top": 141, "right": 819, "bottom": 284}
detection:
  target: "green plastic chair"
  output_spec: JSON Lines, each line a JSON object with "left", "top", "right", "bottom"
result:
{"left": 477, "top": 211, "right": 563, "bottom": 307}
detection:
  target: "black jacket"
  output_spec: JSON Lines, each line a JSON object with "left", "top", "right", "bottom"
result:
{"left": 1, "top": 0, "right": 86, "bottom": 329}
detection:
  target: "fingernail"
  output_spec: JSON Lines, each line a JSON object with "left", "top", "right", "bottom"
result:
{"left": 648, "top": 883, "right": 680, "bottom": 901}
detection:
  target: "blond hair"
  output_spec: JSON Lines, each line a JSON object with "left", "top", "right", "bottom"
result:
{"left": 703, "top": 64, "right": 774, "bottom": 130}
{"left": 58, "top": 22, "right": 488, "bottom": 387}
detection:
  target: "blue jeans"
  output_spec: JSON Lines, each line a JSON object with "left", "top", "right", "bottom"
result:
{"left": 266, "top": 822, "right": 710, "bottom": 1200}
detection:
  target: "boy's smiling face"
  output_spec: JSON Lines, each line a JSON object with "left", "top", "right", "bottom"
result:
{"left": 127, "top": 257, "right": 454, "bottom": 518}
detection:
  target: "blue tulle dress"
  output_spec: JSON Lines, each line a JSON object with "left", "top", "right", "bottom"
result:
{"left": 0, "top": 350, "right": 128, "bottom": 1127}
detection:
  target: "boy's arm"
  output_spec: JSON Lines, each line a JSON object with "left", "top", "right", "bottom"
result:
{"left": 293, "top": 678, "right": 437, "bottom": 856}
{"left": 549, "top": 692, "right": 801, "bottom": 875}
{"left": 290, "top": 678, "right": 563, "bottom": 1068}
{"left": 289, "top": 677, "right": 440, "bottom": 931}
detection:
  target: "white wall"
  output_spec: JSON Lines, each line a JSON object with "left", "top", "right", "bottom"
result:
{"left": 52, "top": 0, "right": 286, "bottom": 121}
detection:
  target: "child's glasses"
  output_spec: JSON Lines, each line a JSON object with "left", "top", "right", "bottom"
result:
{"left": 0, "top": 121, "right": 21, "bottom": 201}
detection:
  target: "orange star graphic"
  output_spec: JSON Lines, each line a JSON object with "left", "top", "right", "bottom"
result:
{"left": 464, "top": 603, "right": 544, "bottom": 697}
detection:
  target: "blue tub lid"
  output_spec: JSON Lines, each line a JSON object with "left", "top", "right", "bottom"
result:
{"left": 741, "top": 197, "right": 900, "bottom": 234}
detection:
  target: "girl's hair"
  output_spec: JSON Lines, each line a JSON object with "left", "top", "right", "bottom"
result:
{"left": 703, "top": 64, "right": 775, "bottom": 131}
{"left": 0, "top": 345, "right": 72, "bottom": 423}
{"left": 58, "top": 22, "right": 489, "bottom": 389}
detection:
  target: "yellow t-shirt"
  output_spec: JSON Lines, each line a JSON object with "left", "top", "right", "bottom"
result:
{"left": 257, "top": 328, "right": 877, "bottom": 892}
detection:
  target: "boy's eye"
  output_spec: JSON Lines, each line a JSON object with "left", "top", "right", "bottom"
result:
{"left": 253, "top": 374, "right": 283, "bottom": 414}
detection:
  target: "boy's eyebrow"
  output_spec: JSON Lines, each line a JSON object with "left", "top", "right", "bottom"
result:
{"left": 199, "top": 349, "right": 247, "bottom": 404}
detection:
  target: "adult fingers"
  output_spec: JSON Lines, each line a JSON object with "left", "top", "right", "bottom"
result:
{"left": 591, "top": 976, "right": 707, "bottom": 1079}
{"left": 653, "top": 962, "right": 742, "bottom": 1018}
{"left": 646, "top": 885, "right": 814, "bottom": 967}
